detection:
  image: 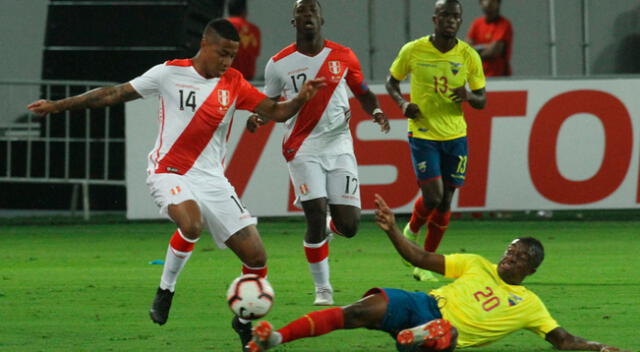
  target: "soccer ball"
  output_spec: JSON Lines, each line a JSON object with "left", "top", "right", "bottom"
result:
{"left": 226, "top": 274, "right": 274, "bottom": 320}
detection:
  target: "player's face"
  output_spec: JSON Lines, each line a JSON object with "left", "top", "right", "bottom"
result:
{"left": 497, "top": 240, "right": 535, "bottom": 284}
{"left": 201, "top": 36, "right": 239, "bottom": 78}
{"left": 433, "top": 3, "right": 462, "bottom": 39}
{"left": 292, "top": 0, "right": 323, "bottom": 37}
{"left": 480, "top": 0, "right": 500, "bottom": 18}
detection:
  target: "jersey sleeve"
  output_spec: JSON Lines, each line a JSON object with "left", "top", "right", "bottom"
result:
{"left": 389, "top": 41, "right": 413, "bottom": 81}
{"left": 263, "top": 58, "right": 284, "bottom": 99}
{"left": 524, "top": 295, "right": 560, "bottom": 337}
{"left": 443, "top": 254, "right": 479, "bottom": 279}
{"left": 343, "top": 48, "right": 369, "bottom": 96}
{"left": 129, "top": 64, "right": 165, "bottom": 98}
{"left": 236, "top": 76, "right": 267, "bottom": 112}
{"left": 467, "top": 49, "right": 486, "bottom": 91}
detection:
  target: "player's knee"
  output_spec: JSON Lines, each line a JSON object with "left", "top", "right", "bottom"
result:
{"left": 334, "top": 220, "right": 358, "bottom": 238}
{"left": 343, "top": 304, "right": 370, "bottom": 327}
{"left": 422, "top": 195, "right": 442, "bottom": 210}
{"left": 180, "top": 220, "right": 203, "bottom": 240}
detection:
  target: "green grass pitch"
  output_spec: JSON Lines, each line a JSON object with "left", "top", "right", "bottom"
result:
{"left": 2, "top": 218, "right": 639, "bottom": 351}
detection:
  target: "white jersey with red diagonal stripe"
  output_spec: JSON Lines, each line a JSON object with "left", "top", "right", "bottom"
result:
{"left": 264, "top": 40, "right": 369, "bottom": 162}
{"left": 130, "top": 59, "right": 266, "bottom": 178}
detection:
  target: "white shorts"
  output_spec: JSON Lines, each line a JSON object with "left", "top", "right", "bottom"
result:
{"left": 146, "top": 173, "right": 257, "bottom": 249}
{"left": 287, "top": 153, "right": 361, "bottom": 209}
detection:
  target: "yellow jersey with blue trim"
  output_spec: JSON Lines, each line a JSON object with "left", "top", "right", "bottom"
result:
{"left": 429, "top": 254, "right": 559, "bottom": 348}
{"left": 389, "top": 36, "right": 485, "bottom": 141}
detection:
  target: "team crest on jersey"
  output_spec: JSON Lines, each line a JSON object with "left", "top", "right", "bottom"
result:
{"left": 218, "top": 89, "right": 230, "bottom": 108}
{"left": 507, "top": 293, "right": 523, "bottom": 306}
{"left": 417, "top": 161, "right": 427, "bottom": 173}
{"left": 449, "top": 61, "right": 462, "bottom": 75}
{"left": 328, "top": 61, "right": 342, "bottom": 75}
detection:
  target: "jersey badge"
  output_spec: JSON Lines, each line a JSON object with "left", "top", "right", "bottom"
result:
{"left": 507, "top": 293, "right": 523, "bottom": 306}
{"left": 449, "top": 62, "right": 462, "bottom": 75}
{"left": 327, "top": 61, "right": 343, "bottom": 82}
{"left": 417, "top": 161, "right": 427, "bottom": 173}
{"left": 218, "top": 89, "right": 230, "bottom": 110}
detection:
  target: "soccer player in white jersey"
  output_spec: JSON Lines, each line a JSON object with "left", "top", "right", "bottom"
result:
{"left": 27, "top": 18, "right": 325, "bottom": 351}
{"left": 247, "top": 0, "right": 390, "bottom": 306}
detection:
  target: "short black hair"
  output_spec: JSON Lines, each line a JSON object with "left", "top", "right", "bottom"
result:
{"left": 435, "top": 0, "right": 462, "bottom": 11}
{"left": 516, "top": 237, "right": 545, "bottom": 269}
{"left": 294, "top": 0, "right": 322, "bottom": 11}
{"left": 204, "top": 18, "right": 239, "bottom": 42}
{"left": 228, "top": 0, "right": 247, "bottom": 17}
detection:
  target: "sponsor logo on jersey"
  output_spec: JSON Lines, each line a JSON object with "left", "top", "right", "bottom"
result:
{"left": 166, "top": 167, "right": 180, "bottom": 174}
{"left": 218, "top": 89, "right": 230, "bottom": 107}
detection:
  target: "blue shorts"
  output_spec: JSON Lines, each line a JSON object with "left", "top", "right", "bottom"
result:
{"left": 364, "top": 288, "right": 442, "bottom": 351}
{"left": 408, "top": 136, "right": 468, "bottom": 187}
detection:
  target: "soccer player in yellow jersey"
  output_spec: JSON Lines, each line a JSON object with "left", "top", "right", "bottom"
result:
{"left": 246, "top": 194, "right": 629, "bottom": 352}
{"left": 385, "top": 0, "right": 486, "bottom": 282}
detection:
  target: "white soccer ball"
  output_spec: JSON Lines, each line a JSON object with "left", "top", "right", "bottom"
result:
{"left": 226, "top": 274, "right": 274, "bottom": 320}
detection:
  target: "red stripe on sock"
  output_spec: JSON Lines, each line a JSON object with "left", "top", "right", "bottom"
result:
{"left": 424, "top": 210, "right": 451, "bottom": 252}
{"left": 304, "top": 241, "right": 329, "bottom": 263}
{"left": 242, "top": 264, "right": 268, "bottom": 278}
{"left": 278, "top": 307, "right": 344, "bottom": 343}
{"left": 169, "top": 230, "right": 194, "bottom": 252}
{"left": 409, "top": 197, "right": 434, "bottom": 234}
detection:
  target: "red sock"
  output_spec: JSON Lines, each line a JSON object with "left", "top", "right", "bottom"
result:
{"left": 169, "top": 229, "right": 196, "bottom": 254}
{"left": 242, "top": 263, "right": 268, "bottom": 278}
{"left": 409, "top": 197, "right": 434, "bottom": 234}
{"left": 278, "top": 307, "right": 344, "bottom": 343}
{"left": 304, "top": 240, "right": 329, "bottom": 263}
{"left": 424, "top": 210, "right": 451, "bottom": 252}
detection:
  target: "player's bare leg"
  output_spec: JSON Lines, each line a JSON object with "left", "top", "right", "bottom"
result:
{"left": 327, "top": 203, "right": 360, "bottom": 238}
{"left": 150, "top": 200, "right": 203, "bottom": 325}
{"left": 301, "top": 197, "right": 334, "bottom": 305}
{"left": 226, "top": 225, "right": 268, "bottom": 352}
{"left": 247, "top": 293, "right": 387, "bottom": 351}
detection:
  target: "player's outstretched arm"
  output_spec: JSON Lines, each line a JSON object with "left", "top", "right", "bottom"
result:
{"left": 27, "top": 83, "right": 142, "bottom": 116}
{"left": 545, "top": 327, "right": 630, "bottom": 352}
{"left": 374, "top": 194, "right": 445, "bottom": 275}
{"left": 354, "top": 90, "right": 390, "bottom": 133}
{"left": 385, "top": 75, "right": 420, "bottom": 119}
{"left": 253, "top": 78, "right": 326, "bottom": 123}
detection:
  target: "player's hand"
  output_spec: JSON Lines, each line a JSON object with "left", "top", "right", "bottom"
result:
{"left": 296, "top": 77, "right": 327, "bottom": 102}
{"left": 373, "top": 111, "right": 390, "bottom": 134}
{"left": 27, "top": 99, "right": 57, "bottom": 116}
{"left": 246, "top": 114, "right": 267, "bottom": 133}
{"left": 401, "top": 101, "right": 421, "bottom": 119}
{"left": 449, "top": 86, "right": 470, "bottom": 103}
{"left": 374, "top": 193, "right": 396, "bottom": 232}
